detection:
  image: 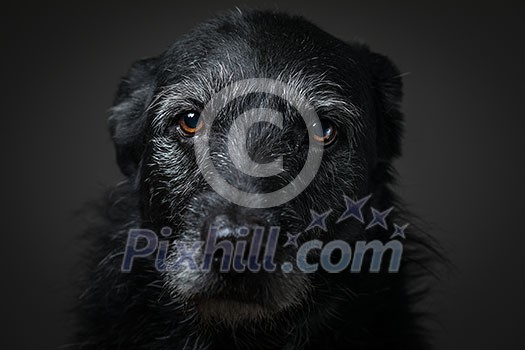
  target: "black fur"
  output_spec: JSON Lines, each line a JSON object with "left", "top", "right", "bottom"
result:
{"left": 73, "top": 10, "right": 440, "bottom": 350}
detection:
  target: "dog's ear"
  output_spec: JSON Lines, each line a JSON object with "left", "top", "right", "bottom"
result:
{"left": 108, "top": 57, "right": 158, "bottom": 177}
{"left": 367, "top": 51, "right": 404, "bottom": 164}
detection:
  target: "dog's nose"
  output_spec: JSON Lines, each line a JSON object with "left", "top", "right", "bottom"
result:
{"left": 205, "top": 214, "right": 265, "bottom": 239}
{"left": 210, "top": 214, "right": 240, "bottom": 240}
{"left": 202, "top": 213, "right": 269, "bottom": 272}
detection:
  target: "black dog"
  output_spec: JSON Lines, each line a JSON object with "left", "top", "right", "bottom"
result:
{"left": 74, "top": 9, "right": 439, "bottom": 350}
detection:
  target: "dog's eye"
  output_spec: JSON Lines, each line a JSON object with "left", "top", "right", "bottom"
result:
{"left": 176, "top": 111, "right": 203, "bottom": 137}
{"left": 312, "top": 119, "right": 337, "bottom": 146}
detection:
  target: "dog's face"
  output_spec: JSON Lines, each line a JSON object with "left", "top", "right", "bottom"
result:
{"left": 109, "top": 11, "right": 403, "bottom": 326}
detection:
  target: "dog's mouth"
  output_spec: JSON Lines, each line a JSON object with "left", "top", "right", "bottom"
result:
{"left": 193, "top": 294, "right": 280, "bottom": 324}
{"left": 162, "top": 203, "right": 313, "bottom": 323}
{"left": 165, "top": 239, "right": 311, "bottom": 324}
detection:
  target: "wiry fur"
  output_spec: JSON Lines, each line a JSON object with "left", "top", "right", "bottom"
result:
{"left": 72, "top": 9, "right": 442, "bottom": 350}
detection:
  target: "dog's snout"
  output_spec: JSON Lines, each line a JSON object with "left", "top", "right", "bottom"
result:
{"left": 203, "top": 213, "right": 266, "bottom": 241}
{"left": 201, "top": 212, "right": 271, "bottom": 272}
{"left": 208, "top": 214, "right": 241, "bottom": 240}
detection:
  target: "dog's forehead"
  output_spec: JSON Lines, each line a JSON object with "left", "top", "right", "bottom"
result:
{"left": 163, "top": 11, "right": 368, "bottom": 87}
{"left": 150, "top": 12, "right": 368, "bottom": 131}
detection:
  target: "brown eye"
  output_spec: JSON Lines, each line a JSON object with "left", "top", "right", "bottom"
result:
{"left": 312, "top": 119, "right": 337, "bottom": 146}
{"left": 177, "top": 111, "right": 203, "bottom": 137}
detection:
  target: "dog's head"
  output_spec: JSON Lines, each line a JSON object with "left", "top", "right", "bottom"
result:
{"left": 109, "top": 10, "right": 404, "bottom": 326}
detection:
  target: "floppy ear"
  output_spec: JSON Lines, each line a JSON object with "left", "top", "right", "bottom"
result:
{"left": 108, "top": 57, "right": 158, "bottom": 177}
{"left": 368, "top": 51, "right": 404, "bottom": 163}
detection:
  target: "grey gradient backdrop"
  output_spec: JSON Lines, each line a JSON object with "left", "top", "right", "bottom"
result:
{"left": 2, "top": 1, "right": 524, "bottom": 349}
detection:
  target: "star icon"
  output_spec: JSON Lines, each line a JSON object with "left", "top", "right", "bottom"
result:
{"left": 336, "top": 194, "right": 372, "bottom": 224}
{"left": 305, "top": 209, "right": 332, "bottom": 232}
{"left": 366, "top": 207, "right": 394, "bottom": 230}
{"left": 283, "top": 232, "right": 301, "bottom": 248}
{"left": 390, "top": 223, "right": 409, "bottom": 239}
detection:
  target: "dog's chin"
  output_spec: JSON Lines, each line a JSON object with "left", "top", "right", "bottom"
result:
{"left": 168, "top": 271, "right": 311, "bottom": 327}
{"left": 194, "top": 297, "right": 280, "bottom": 326}
{"left": 189, "top": 280, "right": 301, "bottom": 327}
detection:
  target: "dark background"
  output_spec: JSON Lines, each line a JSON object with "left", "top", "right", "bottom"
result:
{"left": 2, "top": 1, "right": 524, "bottom": 349}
